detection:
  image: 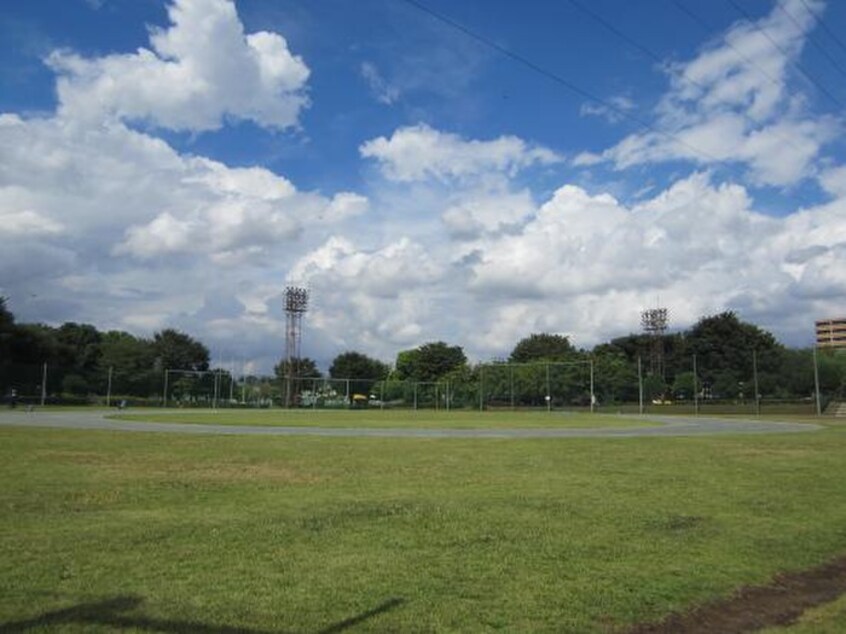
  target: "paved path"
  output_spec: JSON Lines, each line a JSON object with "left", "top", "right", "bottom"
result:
{"left": 0, "top": 410, "right": 823, "bottom": 438}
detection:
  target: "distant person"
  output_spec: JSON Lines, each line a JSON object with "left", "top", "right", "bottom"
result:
{"left": 8, "top": 388, "right": 17, "bottom": 409}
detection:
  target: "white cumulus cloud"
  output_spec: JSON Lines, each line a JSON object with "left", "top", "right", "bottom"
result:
{"left": 585, "top": 0, "right": 839, "bottom": 187}
{"left": 360, "top": 123, "right": 561, "bottom": 182}
{"left": 47, "top": 0, "right": 310, "bottom": 132}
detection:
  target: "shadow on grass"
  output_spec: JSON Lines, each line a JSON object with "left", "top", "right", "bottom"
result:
{"left": 0, "top": 595, "right": 406, "bottom": 633}
{"left": 317, "top": 598, "right": 405, "bottom": 634}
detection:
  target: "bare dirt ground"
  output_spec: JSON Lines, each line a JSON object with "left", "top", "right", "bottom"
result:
{"left": 625, "top": 555, "right": 846, "bottom": 633}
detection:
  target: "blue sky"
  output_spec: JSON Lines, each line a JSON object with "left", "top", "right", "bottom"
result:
{"left": 1, "top": 0, "right": 845, "bottom": 372}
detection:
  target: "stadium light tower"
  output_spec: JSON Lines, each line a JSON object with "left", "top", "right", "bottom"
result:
{"left": 641, "top": 307, "right": 669, "bottom": 380}
{"left": 284, "top": 286, "right": 309, "bottom": 408}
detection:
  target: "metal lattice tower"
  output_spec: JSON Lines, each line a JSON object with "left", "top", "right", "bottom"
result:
{"left": 641, "top": 307, "right": 669, "bottom": 379}
{"left": 284, "top": 286, "right": 308, "bottom": 408}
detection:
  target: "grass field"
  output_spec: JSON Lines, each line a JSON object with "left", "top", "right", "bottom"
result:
{"left": 109, "top": 408, "right": 655, "bottom": 429}
{"left": 2, "top": 412, "right": 846, "bottom": 632}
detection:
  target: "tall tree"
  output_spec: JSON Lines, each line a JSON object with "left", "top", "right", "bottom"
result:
{"left": 686, "top": 312, "right": 782, "bottom": 388}
{"left": 56, "top": 322, "right": 102, "bottom": 373}
{"left": 0, "top": 298, "right": 15, "bottom": 393}
{"left": 394, "top": 342, "right": 466, "bottom": 381}
{"left": 329, "top": 351, "right": 389, "bottom": 399}
{"left": 99, "top": 331, "right": 158, "bottom": 396}
{"left": 153, "top": 329, "right": 209, "bottom": 371}
{"left": 591, "top": 345, "right": 639, "bottom": 404}
{"left": 274, "top": 357, "right": 322, "bottom": 380}
{"left": 510, "top": 333, "right": 577, "bottom": 363}
{"left": 329, "top": 351, "right": 389, "bottom": 380}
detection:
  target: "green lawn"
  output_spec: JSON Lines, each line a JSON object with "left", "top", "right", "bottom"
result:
{"left": 109, "top": 408, "right": 654, "bottom": 429}
{"left": 2, "top": 419, "right": 846, "bottom": 632}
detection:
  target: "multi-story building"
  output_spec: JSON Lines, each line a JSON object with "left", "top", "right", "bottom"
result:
{"left": 816, "top": 317, "right": 846, "bottom": 350}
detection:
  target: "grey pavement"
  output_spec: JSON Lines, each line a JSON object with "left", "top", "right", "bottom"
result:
{"left": 0, "top": 409, "right": 823, "bottom": 438}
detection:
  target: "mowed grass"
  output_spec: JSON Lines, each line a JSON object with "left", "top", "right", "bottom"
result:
{"left": 110, "top": 408, "right": 654, "bottom": 429}
{"left": 2, "top": 419, "right": 846, "bottom": 632}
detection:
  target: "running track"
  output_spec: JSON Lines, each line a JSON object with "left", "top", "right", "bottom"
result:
{"left": 0, "top": 410, "right": 823, "bottom": 438}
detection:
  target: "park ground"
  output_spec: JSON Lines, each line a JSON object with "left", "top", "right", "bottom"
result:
{"left": 1, "top": 408, "right": 846, "bottom": 632}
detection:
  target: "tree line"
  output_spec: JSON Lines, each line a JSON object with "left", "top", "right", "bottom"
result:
{"left": 2, "top": 296, "right": 844, "bottom": 404}
{"left": 1, "top": 298, "right": 209, "bottom": 400}
{"left": 274, "top": 313, "right": 845, "bottom": 406}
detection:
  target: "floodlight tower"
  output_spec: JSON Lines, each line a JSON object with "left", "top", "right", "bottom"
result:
{"left": 284, "top": 286, "right": 309, "bottom": 408}
{"left": 641, "top": 307, "right": 669, "bottom": 380}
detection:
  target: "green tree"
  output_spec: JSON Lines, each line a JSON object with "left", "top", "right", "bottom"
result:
{"left": 0, "top": 297, "right": 13, "bottom": 334}
{"left": 153, "top": 329, "right": 209, "bottom": 371}
{"left": 0, "top": 298, "right": 15, "bottom": 394}
{"left": 394, "top": 342, "right": 466, "bottom": 381}
{"left": 329, "top": 351, "right": 389, "bottom": 380}
{"left": 687, "top": 312, "right": 782, "bottom": 385}
{"left": 274, "top": 357, "right": 322, "bottom": 380}
{"left": 592, "top": 345, "right": 638, "bottom": 404}
{"left": 99, "top": 331, "right": 158, "bottom": 396}
{"left": 56, "top": 322, "right": 102, "bottom": 392}
{"left": 773, "top": 348, "right": 814, "bottom": 398}
{"left": 817, "top": 350, "right": 846, "bottom": 397}
{"left": 671, "top": 371, "right": 696, "bottom": 399}
{"left": 510, "top": 333, "right": 577, "bottom": 363}
{"left": 329, "top": 351, "right": 389, "bottom": 400}
{"left": 274, "top": 357, "right": 322, "bottom": 406}
{"left": 643, "top": 374, "right": 668, "bottom": 401}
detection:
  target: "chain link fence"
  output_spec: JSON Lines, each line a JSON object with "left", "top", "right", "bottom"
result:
{"left": 2, "top": 350, "right": 844, "bottom": 414}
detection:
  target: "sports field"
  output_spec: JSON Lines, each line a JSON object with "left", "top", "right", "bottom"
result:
{"left": 2, "top": 409, "right": 846, "bottom": 632}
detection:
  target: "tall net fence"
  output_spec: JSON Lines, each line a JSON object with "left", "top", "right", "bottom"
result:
{"left": 2, "top": 350, "right": 844, "bottom": 414}
{"left": 479, "top": 362, "right": 594, "bottom": 411}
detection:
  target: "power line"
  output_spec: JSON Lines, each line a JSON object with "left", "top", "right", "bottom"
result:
{"left": 779, "top": 2, "right": 846, "bottom": 82}
{"left": 797, "top": 0, "right": 846, "bottom": 57}
{"left": 669, "top": 0, "right": 782, "bottom": 89}
{"left": 567, "top": 0, "right": 667, "bottom": 69}
{"left": 725, "top": 0, "right": 844, "bottom": 109}
{"left": 398, "top": 0, "right": 722, "bottom": 163}
{"left": 568, "top": 0, "right": 826, "bottom": 171}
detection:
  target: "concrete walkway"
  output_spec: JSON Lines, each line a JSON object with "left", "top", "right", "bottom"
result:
{"left": 0, "top": 409, "right": 823, "bottom": 438}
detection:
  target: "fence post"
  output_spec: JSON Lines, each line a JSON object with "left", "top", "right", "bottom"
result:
{"left": 106, "top": 366, "right": 113, "bottom": 407}
{"left": 589, "top": 358, "right": 595, "bottom": 414}
{"left": 752, "top": 350, "right": 760, "bottom": 417}
{"left": 162, "top": 369, "right": 168, "bottom": 408}
{"left": 479, "top": 366, "right": 484, "bottom": 412}
{"left": 638, "top": 356, "right": 644, "bottom": 415}
{"left": 40, "top": 362, "right": 47, "bottom": 407}
{"left": 813, "top": 346, "right": 822, "bottom": 416}
{"left": 693, "top": 354, "right": 699, "bottom": 416}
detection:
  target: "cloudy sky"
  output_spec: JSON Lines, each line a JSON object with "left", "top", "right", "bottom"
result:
{"left": 1, "top": 0, "right": 845, "bottom": 372}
